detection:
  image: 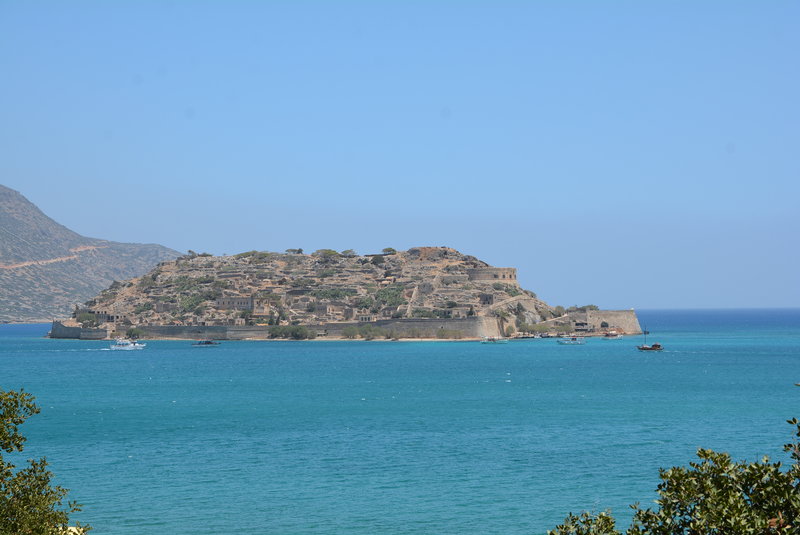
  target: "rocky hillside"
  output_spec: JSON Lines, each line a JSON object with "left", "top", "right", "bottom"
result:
{"left": 75, "top": 247, "right": 559, "bottom": 334}
{"left": 0, "top": 184, "right": 180, "bottom": 321}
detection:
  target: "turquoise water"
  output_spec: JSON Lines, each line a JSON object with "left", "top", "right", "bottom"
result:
{"left": 1, "top": 309, "right": 799, "bottom": 534}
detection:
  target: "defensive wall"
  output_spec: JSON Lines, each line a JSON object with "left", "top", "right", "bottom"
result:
{"left": 571, "top": 310, "right": 641, "bottom": 334}
{"left": 50, "top": 316, "right": 502, "bottom": 340}
{"left": 49, "top": 321, "right": 107, "bottom": 340}
{"left": 586, "top": 309, "right": 642, "bottom": 334}
{"left": 536, "top": 309, "right": 641, "bottom": 334}
{"left": 466, "top": 267, "right": 518, "bottom": 284}
{"left": 318, "top": 316, "right": 501, "bottom": 339}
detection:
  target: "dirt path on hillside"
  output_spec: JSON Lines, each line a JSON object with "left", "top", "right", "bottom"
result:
{"left": 0, "top": 245, "right": 108, "bottom": 269}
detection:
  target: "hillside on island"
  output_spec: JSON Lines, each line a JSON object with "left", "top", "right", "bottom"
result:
{"left": 62, "top": 247, "right": 641, "bottom": 340}
{"left": 0, "top": 184, "right": 180, "bottom": 322}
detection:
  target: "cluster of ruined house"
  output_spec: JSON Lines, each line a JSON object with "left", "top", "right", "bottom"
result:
{"left": 213, "top": 294, "right": 395, "bottom": 323}
{"left": 207, "top": 270, "right": 517, "bottom": 325}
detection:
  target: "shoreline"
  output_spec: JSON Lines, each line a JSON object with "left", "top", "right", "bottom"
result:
{"left": 63, "top": 332, "right": 630, "bottom": 343}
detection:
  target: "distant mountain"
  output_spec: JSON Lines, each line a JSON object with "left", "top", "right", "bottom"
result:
{"left": 0, "top": 184, "right": 180, "bottom": 322}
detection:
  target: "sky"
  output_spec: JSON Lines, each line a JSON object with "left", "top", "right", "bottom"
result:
{"left": 1, "top": 1, "right": 798, "bottom": 309}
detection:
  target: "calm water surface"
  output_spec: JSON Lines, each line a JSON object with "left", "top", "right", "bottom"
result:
{"left": 1, "top": 309, "right": 799, "bottom": 534}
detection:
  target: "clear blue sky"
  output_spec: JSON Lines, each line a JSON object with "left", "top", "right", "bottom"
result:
{"left": 1, "top": 1, "right": 797, "bottom": 309}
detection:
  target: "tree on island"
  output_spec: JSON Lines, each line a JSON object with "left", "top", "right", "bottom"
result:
{"left": 0, "top": 389, "right": 89, "bottom": 534}
{"left": 549, "top": 419, "right": 800, "bottom": 534}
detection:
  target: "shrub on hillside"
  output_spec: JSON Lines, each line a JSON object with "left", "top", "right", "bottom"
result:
{"left": 549, "top": 418, "right": 800, "bottom": 534}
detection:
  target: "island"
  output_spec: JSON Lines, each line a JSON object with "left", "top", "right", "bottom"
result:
{"left": 49, "top": 247, "right": 641, "bottom": 340}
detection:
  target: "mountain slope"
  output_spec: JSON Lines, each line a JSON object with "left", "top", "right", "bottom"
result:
{"left": 0, "top": 184, "right": 180, "bottom": 321}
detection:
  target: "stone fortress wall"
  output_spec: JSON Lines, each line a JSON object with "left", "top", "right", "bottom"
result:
{"left": 466, "top": 267, "right": 518, "bottom": 284}
{"left": 117, "top": 316, "right": 502, "bottom": 340}
{"left": 552, "top": 309, "right": 641, "bottom": 334}
{"left": 49, "top": 321, "right": 107, "bottom": 340}
{"left": 584, "top": 309, "right": 642, "bottom": 334}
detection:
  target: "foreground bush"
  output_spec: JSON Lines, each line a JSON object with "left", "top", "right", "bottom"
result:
{"left": 549, "top": 420, "right": 800, "bottom": 534}
{"left": 0, "top": 389, "right": 90, "bottom": 534}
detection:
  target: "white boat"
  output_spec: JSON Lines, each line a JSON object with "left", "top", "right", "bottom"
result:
{"left": 557, "top": 336, "right": 585, "bottom": 345}
{"left": 602, "top": 331, "right": 623, "bottom": 340}
{"left": 110, "top": 338, "right": 146, "bottom": 350}
{"left": 481, "top": 336, "right": 508, "bottom": 344}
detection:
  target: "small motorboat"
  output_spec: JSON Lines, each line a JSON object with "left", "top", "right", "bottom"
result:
{"left": 481, "top": 336, "right": 508, "bottom": 344}
{"left": 110, "top": 338, "right": 146, "bottom": 350}
{"left": 602, "top": 331, "right": 623, "bottom": 340}
{"left": 557, "top": 336, "right": 585, "bottom": 345}
{"left": 192, "top": 340, "right": 220, "bottom": 347}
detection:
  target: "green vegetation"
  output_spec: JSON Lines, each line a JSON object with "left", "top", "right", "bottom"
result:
{"left": 371, "top": 255, "right": 385, "bottom": 265}
{"left": 374, "top": 284, "right": 407, "bottom": 307}
{"left": 312, "top": 249, "right": 340, "bottom": 260}
{"left": 167, "top": 275, "right": 217, "bottom": 293}
{"left": 285, "top": 248, "right": 303, "bottom": 254}
{"left": 354, "top": 296, "right": 374, "bottom": 310}
{"left": 566, "top": 305, "right": 600, "bottom": 313}
{"left": 549, "top": 419, "right": 800, "bottom": 535}
{"left": 412, "top": 308, "right": 452, "bottom": 319}
{"left": 234, "top": 250, "right": 275, "bottom": 262}
{"left": 310, "top": 288, "right": 356, "bottom": 300}
{"left": 133, "top": 302, "right": 153, "bottom": 314}
{"left": 137, "top": 273, "right": 159, "bottom": 290}
{"left": 268, "top": 325, "right": 315, "bottom": 340}
{"left": 125, "top": 327, "right": 145, "bottom": 339}
{"left": 357, "top": 325, "right": 389, "bottom": 340}
{"left": 178, "top": 291, "right": 219, "bottom": 314}
{"left": 0, "top": 389, "right": 90, "bottom": 534}
{"left": 518, "top": 322, "right": 552, "bottom": 334}
{"left": 340, "top": 249, "right": 357, "bottom": 257}
{"left": 436, "top": 329, "right": 463, "bottom": 339}
{"left": 492, "top": 282, "right": 521, "bottom": 297}
{"left": 341, "top": 325, "right": 359, "bottom": 339}
{"left": 554, "top": 306, "right": 566, "bottom": 317}
{"left": 382, "top": 247, "right": 397, "bottom": 254}
{"left": 505, "top": 286, "right": 521, "bottom": 297}
{"left": 75, "top": 312, "right": 97, "bottom": 328}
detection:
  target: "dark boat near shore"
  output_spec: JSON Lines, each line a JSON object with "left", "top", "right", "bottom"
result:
{"left": 192, "top": 340, "right": 220, "bottom": 347}
{"left": 637, "top": 342, "right": 663, "bottom": 351}
{"left": 637, "top": 327, "right": 662, "bottom": 351}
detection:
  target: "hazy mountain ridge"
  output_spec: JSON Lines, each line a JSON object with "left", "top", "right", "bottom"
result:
{"left": 0, "top": 184, "right": 180, "bottom": 321}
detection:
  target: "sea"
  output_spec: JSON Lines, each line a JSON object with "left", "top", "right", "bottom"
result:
{"left": 1, "top": 308, "right": 799, "bottom": 534}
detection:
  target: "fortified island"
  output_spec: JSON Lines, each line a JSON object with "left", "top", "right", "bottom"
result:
{"left": 50, "top": 247, "right": 641, "bottom": 340}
